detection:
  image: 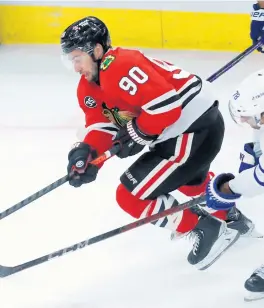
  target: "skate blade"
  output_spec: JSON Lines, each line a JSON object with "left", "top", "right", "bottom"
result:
{"left": 195, "top": 228, "right": 240, "bottom": 271}
{"left": 241, "top": 226, "right": 263, "bottom": 239}
{"left": 244, "top": 291, "right": 264, "bottom": 302}
{"left": 241, "top": 231, "right": 263, "bottom": 239}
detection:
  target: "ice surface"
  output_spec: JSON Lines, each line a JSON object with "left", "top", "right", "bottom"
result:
{"left": 0, "top": 45, "right": 264, "bottom": 308}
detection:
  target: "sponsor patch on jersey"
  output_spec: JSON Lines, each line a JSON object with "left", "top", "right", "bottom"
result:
{"left": 100, "top": 55, "right": 115, "bottom": 71}
{"left": 84, "top": 96, "right": 97, "bottom": 108}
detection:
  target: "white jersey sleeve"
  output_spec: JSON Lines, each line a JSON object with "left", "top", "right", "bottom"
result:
{"left": 229, "top": 153, "right": 264, "bottom": 197}
{"left": 253, "top": 128, "right": 263, "bottom": 158}
{"left": 229, "top": 127, "right": 264, "bottom": 197}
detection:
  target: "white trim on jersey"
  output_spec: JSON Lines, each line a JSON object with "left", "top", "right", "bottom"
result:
{"left": 77, "top": 122, "right": 119, "bottom": 140}
{"left": 141, "top": 76, "right": 201, "bottom": 116}
{"left": 142, "top": 89, "right": 181, "bottom": 115}
{"left": 174, "top": 75, "right": 200, "bottom": 94}
{"left": 152, "top": 80, "right": 217, "bottom": 146}
{"left": 229, "top": 154, "right": 264, "bottom": 198}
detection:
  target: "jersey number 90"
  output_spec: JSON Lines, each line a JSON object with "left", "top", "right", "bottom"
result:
{"left": 119, "top": 67, "right": 148, "bottom": 96}
{"left": 119, "top": 57, "right": 191, "bottom": 96}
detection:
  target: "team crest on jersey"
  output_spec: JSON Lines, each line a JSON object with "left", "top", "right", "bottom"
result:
{"left": 102, "top": 102, "right": 136, "bottom": 127}
{"left": 100, "top": 55, "right": 115, "bottom": 71}
{"left": 84, "top": 96, "right": 97, "bottom": 108}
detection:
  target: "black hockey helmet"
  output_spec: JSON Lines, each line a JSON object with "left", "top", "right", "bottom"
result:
{"left": 60, "top": 16, "right": 111, "bottom": 55}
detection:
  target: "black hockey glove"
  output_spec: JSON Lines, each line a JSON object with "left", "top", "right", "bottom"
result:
{"left": 113, "top": 118, "right": 157, "bottom": 159}
{"left": 67, "top": 142, "right": 99, "bottom": 188}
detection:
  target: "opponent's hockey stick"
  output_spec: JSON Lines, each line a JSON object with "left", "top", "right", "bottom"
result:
{"left": 0, "top": 42, "right": 260, "bottom": 222}
{"left": 0, "top": 144, "right": 120, "bottom": 220}
{"left": 206, "top": 40, "right": 263, "bottom": 82}
{"left": 0, "top": 194, "right": 205, "bottom": 277}
{"left": 0, "top": 43, "right": 260, "bottom": 277}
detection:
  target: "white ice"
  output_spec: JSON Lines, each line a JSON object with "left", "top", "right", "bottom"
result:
{"left": 1, "top": 45, "right": 264, "bottom": 308}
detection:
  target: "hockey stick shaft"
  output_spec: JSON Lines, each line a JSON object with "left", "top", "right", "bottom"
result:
{"left": 0, "top": 195, "right": 205, "bottom": 277}
{"left": 0, "top": 144, "right": 120, "bottom": 220}
{"left": 206, "top": 40, "right": 263, "bottom": 83}
{"left": 0, "top": 42, "right": 260, "bottom": 277}
{"left": 0, "top": 42, "right": 259, "bottom": 221}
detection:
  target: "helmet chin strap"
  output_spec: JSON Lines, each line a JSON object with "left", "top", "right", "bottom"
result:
{"left": 91, "top": 53, "right": 97, "bottom": 62}
{"left": 90, "top": 53, "right": 102, "bottom": 84}
{"left": 89, "top": 45, "right": 110, "bottom": 84}
{"left": 91, "top": 47, "right": 110, "bottom": 85}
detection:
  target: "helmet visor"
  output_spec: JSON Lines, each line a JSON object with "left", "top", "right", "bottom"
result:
{"left": 61, "top": 52, "right": 88, "bottom": 71}
{"left": 228, "top": 100, "right": 260, "bottom": 129}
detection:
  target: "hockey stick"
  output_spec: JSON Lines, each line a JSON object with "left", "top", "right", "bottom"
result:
{"left": 0, "top": 194, "right": 205, "bottom": 277}
{"left": 0, "top": 42, "right": 260, "bottom": 278}
{"left": 0, "top": 43, "right": 260, "bottom": 278}
{"left": 0, "top": 144, "right": 120, "bottom": 220}
{"left": 0, "top": 42, "right": 260, "bottom": 222}
{"left": 206, "top": 40, "right": 263, "bottom": 83}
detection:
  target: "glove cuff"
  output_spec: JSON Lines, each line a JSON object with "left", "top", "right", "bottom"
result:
{"left": 207, "top": 173, "right": 241, "bottom": 204}
{"left": 127, "top": 119, "right": 157, "bottom": 146}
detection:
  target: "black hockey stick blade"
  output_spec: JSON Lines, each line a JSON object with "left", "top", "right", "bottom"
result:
{"left": 0, "top": 144, "right": 120, "bottom": 221}
{"left": 0, "top": 195, "right": 205, "bottom": 278}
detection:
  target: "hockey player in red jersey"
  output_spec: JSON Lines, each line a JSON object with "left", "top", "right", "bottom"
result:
{"left": 61, "top": 16, "right": 256, "bottom": 270}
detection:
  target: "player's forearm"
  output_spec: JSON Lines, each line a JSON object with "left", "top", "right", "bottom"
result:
{"left": 83, "top": 130, "right": 114, "bottom": 168}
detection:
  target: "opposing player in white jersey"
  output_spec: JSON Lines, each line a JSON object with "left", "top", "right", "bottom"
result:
{"left": 206, "top": 69, "right": 264, "bottom": 301}
{"left": 250, "top": 1, "right": 264, "bottom": 53}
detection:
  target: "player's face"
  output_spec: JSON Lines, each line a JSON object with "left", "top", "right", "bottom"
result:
{"left": 229, "top": 99, "right": 263, "bottom": 129}
{"left": 67, "top": 49, "right": 98, "bottom": 82}
{"left": 240, "top": 116, "right": 261, "bottom": 129}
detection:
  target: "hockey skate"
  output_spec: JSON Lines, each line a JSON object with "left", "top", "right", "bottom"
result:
{"left": 187, "top": 214, "right": 240, "bottom": 270}
{"left": 226, "top": 207, "right": 263, "bottom": 238}
{"left": 244, "top": 265, "right": 264, "bottom": 302}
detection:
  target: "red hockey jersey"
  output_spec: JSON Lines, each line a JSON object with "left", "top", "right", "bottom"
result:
{"left": 77, "top": 47, "right": 202, "bottom": 155}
